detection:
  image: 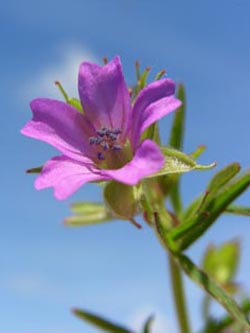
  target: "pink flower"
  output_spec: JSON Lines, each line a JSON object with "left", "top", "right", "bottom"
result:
{"left": 21, "top": 56, "right": 181, "bottom": 200}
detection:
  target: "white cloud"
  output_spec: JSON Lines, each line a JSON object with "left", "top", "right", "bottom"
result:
{"left": 129, "top": 306, "right": 176, "bottom": 333}
{"left": 5, "top": 273, "right": 51, "bottom": 297}
{"left": 22, "top": 44, "right": 99, "bottom": 101}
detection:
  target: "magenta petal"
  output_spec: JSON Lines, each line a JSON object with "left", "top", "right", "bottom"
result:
{"left": 130, "top": 79, "right": 181, "bottom": 147}
{"left": 35, "top": 156, "right": 106, "bottom": 200}
{"left": 101, "top": 139, "right": 164, "bottom": 185}
{"left": 139, "top": 95, "right": 181, "bottom": 135}
{"left": 78, "top": 56, "right": 131, "bottom": 132}
{"left": 21, "top": 98, "right": 96, "bottom": 163}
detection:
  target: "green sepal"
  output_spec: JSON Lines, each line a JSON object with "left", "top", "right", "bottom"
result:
{"left": 158, "top": 145, "right": 207, "bottom": 198}
{"left": 26, "top": 166, "right": 43, "bottom": 174}
{"left": 68, "top": 98, "right": 83, "bottom": 113}
{"left": 177, "top": 254, "right": 250, "bottom": 331}
{"left": 132, "top": 66, "right": 151, "bottom": 99}
{"left": 149, "top": 147, "right": 215, "bottom": 178}
{"left": 64, "top": 202, "right": 112, "bottom": 227}
{"left": 104, "top": 181, "right": 140, "bottom": 221}
{"left": 154, "top": 69, "right": 166, "bottom": 80}
{"left": 202, "top": 241, "right": 240, "bottom": 289}
{"left": 139, "top": 67, "right": 151, "bottom": 90}
{"left": 55, "top": 81, "right": 83, "bottom": 112}
{"left": 189, "top": 145, "right": 206, "bottom": 159}
{"left": 171, "top": 172, "right": 250, "bottom": 251}
{"left": 142, "top": 315, "right": 154, "bottom": 333}
{"left": 73, "top": 308, "right": 133, "bottom": 333}
{"left": 226, "top": 205, "right": 250, "bottom": 216}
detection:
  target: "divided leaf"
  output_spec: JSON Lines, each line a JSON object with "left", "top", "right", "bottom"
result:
{"left": 177, "top": 254, "right": 250, "bottom": 332}
{"left": 202, "top": 241, "right": 240, "bottom": 288}
{"left": 172, "top": 172, "right": 250, "bottom": 251}
{"left": 73, "top": 308, "right": 133, "bottom": 333}
{"left": 65, "top": 202, "right": 112, "bottom": 227}
{"left": 142, "top": 315, "right": 155, "bottom": 333}
{"left": 206, "top": 163, "right": 241, "bottom": 197}
{"left": 226, "top": 205, "right": 250, "bottom": 216}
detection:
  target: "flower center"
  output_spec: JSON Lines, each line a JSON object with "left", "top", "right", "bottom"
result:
{"left": 89, "top": 127, "right": 122, "bottom": 161}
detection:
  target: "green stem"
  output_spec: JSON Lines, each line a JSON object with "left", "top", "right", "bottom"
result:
{"left": 168, "top": 253, "right": 190, "bottom": 333}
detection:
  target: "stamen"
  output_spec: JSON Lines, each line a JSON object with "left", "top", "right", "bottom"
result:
{"left": 89, "top": 137, "right": 96, "bottom": 145}
{"left": 105, "top": 129, "right": 112, "bottom": 137}
{"left": 96, "top": 127, "right": 107, "bottom": 137}
{"left": 101, "top": 142, "right": 110, "bottom": 150}
{"left": 89, "top": 127, "right": 123, "bottom": 158}
{"left": 109, "top": 133, "right": 118, "bottom": 141}
{"left": 113, "top": 128, "right": 122, "bottom": 135}
{"left": 112, "top": 144, "right": 122, "bottom": 151}
{"left": 97, "top": 152, "right": 105, "bottom": 160}
{"left": 95, "top": 137, "right": 103, "bottom": 145}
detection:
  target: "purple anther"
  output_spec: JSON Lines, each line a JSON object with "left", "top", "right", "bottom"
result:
{"left": 105, "top": 129, "right": 112, "bottom": 137}
{"left": 96, "top": 128, "right": 106, "bottom": 137}
{"left": 112, "top": 144, "right": 122, "bottom": 151}
{"left": 101, "top": 141, "right": 110, "bottom": 150}
{"left": 113, "top": 128, "right": 122, "bottom": 135}
{"left": 89, "top": 137, "right": 96, "bottom": 145}
{"left": 109, "top": 133, "right": 117, "bottom": 141}
{"left": 95, "top": 137, "right": 103, "bottom": 145}
{"left": 97, "top": 152, "right": 105, "bottom": 160}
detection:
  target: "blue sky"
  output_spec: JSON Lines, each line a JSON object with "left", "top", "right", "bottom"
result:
{"left": 1, "top": 0, "right": 250, "bottom": 332}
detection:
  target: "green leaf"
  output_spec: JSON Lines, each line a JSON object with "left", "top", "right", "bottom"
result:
{"left": 226, "top": 205, "right": 250, "bottom": 216}
{"left": 180, "top": 196, "right": 202, "bottom": 222}
{"left": 181, "top": 163, "right": 241, "bottom": 223}
{"left": 64, "top": 202, "right": 112, "bottom": 227}
{"left": 177, "top": 254, "right": 250, "bottom": 332}
{"left": 149, "top": 147, "right": 215, "bottom": 178}
{"left": 207, "top": 163, "right": 241, "bottom": 197}
{"left": 172, "top": 172, "right": 250, "bottom": 250}
{"left": 202, "top": 241, "right": 239, "bottom": 286}
{"left": 142, "top": 315, "right": 155, "bottom": 333}
{"left": 104, "top": 182, "right": 140, "bottom": 221}
{"left": 73, "top": 308, "right": 133, "bottom": 333}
